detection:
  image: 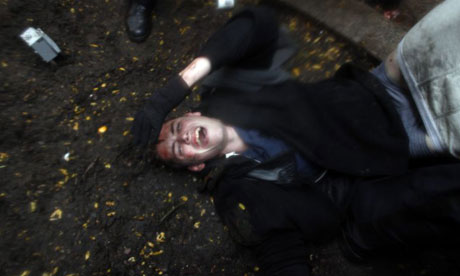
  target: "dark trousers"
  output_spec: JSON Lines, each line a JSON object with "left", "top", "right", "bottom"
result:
{"left": 344, "top": 162, "right": 460, "bottom": 256}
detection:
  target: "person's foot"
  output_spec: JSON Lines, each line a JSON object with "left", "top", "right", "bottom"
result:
{"left": 125, "top": 1, "right": 153, "bottom": 43}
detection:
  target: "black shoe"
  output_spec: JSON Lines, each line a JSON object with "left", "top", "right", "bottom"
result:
{"left": 126, "top": 1, "right": 153, "bottom": 43}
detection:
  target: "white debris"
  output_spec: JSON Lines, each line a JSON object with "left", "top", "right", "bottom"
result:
{"left": 63, "top": 152, "right": 70, "bottom": 162}
{"left": 217, "top": 0, "right": 234, "bottom": 9}
{"left": 20, "top": 27, "right": 61, "bottom": 62}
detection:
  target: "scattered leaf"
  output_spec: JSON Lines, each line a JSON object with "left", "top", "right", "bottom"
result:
{"left": 105, "top": 201, "right": 115, "bottom": 206}
{"left": 98, "top": 126, "right": 107, "bottom": 134}
{"left": 151, "top": 250, "right": 163, "bottom": 256}
{"left": 30, "top": 201, "right": 37, "bottom": 212}
{"left": 0, "top": 152, "right": 9, "bottom": 162}
{"left": 291, "top": 67, "right": 300, "bottom": 77}
{"left": 156, "top": 232, "right": 166, "bottom": 243}
{"left": 238, "top": 203, "right": 246, "bottom": 211}
{"left": 85, "top": 251, "right": 90, "bottom": 260}
{"left": 49, "top": 209, "right": 63, "bottom": 221}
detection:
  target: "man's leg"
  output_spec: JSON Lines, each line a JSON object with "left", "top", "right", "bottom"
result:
{"left": 211, "top": 176, "right": 341, "bottom": 275}
{"left": 343, "top": 163, "right": 460, "bottom": 260}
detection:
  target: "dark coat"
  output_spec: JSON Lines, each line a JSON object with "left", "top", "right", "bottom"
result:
{"left": 201, "top": 63, "right": 409, "bottom": 177}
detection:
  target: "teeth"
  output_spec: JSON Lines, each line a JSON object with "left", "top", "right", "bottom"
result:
{"left": 195, "top": 127, "right": 201, "bottom": 146}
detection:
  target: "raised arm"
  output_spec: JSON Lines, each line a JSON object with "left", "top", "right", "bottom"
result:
{"left": 132, "top": 7, "right": 279, "bottom": 147}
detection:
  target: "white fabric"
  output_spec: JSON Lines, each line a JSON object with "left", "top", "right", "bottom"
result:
{"left": 398, "top": 0, "right": 460, "bottom": 158}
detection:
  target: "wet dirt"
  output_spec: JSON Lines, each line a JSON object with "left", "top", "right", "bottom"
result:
{"left": 1, "top": 0, "right": 458, "bottom": 275}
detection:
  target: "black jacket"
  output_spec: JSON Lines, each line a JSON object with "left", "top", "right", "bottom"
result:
{"left": 201, "top": 63, "right": 409, "bottom": 177}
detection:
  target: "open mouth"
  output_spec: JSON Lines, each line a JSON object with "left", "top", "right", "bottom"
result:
{"left": 195, "top": 127, "right": 206, "bottom": 147}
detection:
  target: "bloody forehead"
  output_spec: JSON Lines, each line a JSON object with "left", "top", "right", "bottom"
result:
{"left": 156, "top": 120, "right": 175, "bottom": 161}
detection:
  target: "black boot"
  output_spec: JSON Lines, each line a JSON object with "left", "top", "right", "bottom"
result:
{"left": 125, "top": 0, "right": 154, "bottom": 43}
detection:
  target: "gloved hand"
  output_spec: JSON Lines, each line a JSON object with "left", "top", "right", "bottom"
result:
{"left": 132, "top": 76, "right": 190, "bottom": 147}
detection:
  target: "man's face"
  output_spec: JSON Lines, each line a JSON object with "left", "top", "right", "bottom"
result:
{"left": 156, "top": 112, "right": 228, "bottom": 169}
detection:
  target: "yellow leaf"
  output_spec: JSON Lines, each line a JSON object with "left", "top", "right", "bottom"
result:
{"left": 70, "top": 8, "right": 75, "bottom": 13}
{"left": 104, "top": 163, "right": 111, "bottom": 169}
{"left": 98, "top": 126, "right": 107, "bottom": 134}
{"left": 105, "top": 201, "right": 115, "bottom": 206}
{"left": 49, "top": 209, "right": 63, "bottom": 221}
{"left": 291, "top": 67, "right": 301, "bottom": 77}
{"left": 20, "top": 270, "right": 31, "bottom": 276}
{"left": 123, "top": 130, "right": 130, "bottom": 136}
{"left": 193, "top": 221, "right": 200, "bottom": 229}
{"left": 30, "top": 201, "right": 37, "bottom": 212}
{"left": 107, "top": 211, "right": 116, "bottom": 217}
{"left": 60, "top": 168, "right": 68, "bottom": 176}
{"left": 89, "top": 43, "right": 99, "bottom": 48}
{"left": 288, "top": 19, "right": 297, "bottom": 31}
{"left": 125, "top": 117, "right": 134, "bottom": 121}
{"left": 73, "top": 122, "right": 79, "bottom": 131}
{"left": 180, "top": 196, "right": 188, "bottom": 202}
{"left": 238, "top": 203, "right": 246, "bottom": 211}
{"left": 151, "top": 250, "right": 163, "bottom": 256}
{"left": 94, "top": 202, "right": 99, "bottom": 208}
{"left": 85, "top": 251, "right": 90, "bottom": 260}
{"left": 1, "top": 61, "right": 8, "bottom": 67}
{"left": 156, "top": 232, "right": 166, "bottom": 243}
{"left": 119, "top": 67, "right": 126, "bottom": 71}
{"left": 312, "top": 64, "right": 322, "bottom": 70}
{"left": 147, "top": 241, "right": 155, "bottom": 248}
{"left": 0, "top": 152, "right": 9, "bottom": 162}
{"left": 100, "top": 83, "right": 107, "bottom": 88}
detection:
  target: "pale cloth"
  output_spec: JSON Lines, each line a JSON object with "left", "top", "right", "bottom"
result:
{"left": 398, "top": 0, "right": 460, "bottom": 158}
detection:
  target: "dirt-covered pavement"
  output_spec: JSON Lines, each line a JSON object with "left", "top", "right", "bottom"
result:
{"left": 1, "top": 0, "right": 459, "bottom": 275}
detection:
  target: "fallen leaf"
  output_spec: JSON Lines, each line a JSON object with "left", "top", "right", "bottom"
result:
{"left": 98, "top": 126, "right": 107, "bottom": 134}
{"left": 156, "top": 232, "right": 166, "bottom": 243}
{"left": 49, "top": 209, "right": 63, "bottom": 221}
{"left": 30, "top": 201, "right": 37, "bottom": 212}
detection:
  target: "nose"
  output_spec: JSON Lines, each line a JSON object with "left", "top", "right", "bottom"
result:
{"left": 179, "top": 131, "right": 190, "bottom": 144}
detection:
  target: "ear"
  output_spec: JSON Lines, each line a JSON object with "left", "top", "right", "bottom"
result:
{"left": 185, "top": 111, "right": 201, "bottom": 117}
{"left": 187, "top": 163, "right": 205, "bottom": 172}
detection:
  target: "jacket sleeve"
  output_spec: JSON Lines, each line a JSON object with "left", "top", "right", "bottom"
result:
{"left": 198, "top": 6, "right": 279, "bottom": 70}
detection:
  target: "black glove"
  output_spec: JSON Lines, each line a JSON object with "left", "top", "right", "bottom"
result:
{"left": 132, "top": 76, "right": 190, "bottom": 147}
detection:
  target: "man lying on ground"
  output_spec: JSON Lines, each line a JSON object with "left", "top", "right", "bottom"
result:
{"left": 132, "top": 1, "right": 460, "bottom": 274}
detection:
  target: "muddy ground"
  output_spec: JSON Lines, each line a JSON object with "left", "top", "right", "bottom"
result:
{"left": 1, "top": 0, "right": 459, "bottom": 275}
